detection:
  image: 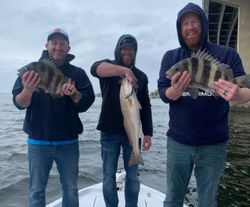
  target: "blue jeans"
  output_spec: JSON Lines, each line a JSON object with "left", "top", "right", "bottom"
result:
{"left": 101, "top": 132, "right": 140, "bottom": 207}
{"left": 28, "top": 143, "right": 79, "bottom": 207}
{"left": 164, "top": 137, "right": 227, "bottom": 207}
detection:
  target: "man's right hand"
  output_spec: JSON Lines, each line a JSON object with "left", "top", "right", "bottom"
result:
{"left": 15, "top": 71, "right": 40, "bottom": 108}
{"left": 171, "top": 71, "right": 191, "bottom": 92}
{"left": 124, "top": 68, "right": 137, "bottom": 87}
{"left": 21, "top": 71, "right": 40, "bottom": 94}
{"left": 165, "top": 71, "right": 191, "bottom": 100}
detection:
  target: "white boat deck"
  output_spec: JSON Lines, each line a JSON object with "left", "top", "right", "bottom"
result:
{"left": 46, "top": 171, "right": 187, "bottom": 207}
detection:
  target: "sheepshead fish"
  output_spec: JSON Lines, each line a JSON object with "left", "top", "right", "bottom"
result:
{"left": 17, "top": 59, "right": 81, "bottom": 102}
{"left": 120, "top": 78, "right": 144, "bottom": 166}
{"left": 166, "top": 49, "right": 250, "bottom": 99}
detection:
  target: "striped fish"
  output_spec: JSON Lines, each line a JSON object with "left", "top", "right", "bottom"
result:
{"left": 166, "top": 50, "right": 250, "bottom": 99}
{"left": 17, "top": 59, "right": 81, "bottom": 102}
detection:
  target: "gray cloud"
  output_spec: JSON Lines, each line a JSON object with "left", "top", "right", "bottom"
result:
{"left": 0, "top": 0, "right": 201, "bottom": 93}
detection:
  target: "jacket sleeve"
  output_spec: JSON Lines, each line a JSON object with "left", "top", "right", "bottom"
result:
{"left": 230, "top": 49, "right": 246, "bottom": 77}
{"left": 139, "top": 75, "right": 153, "bottom": 136}
{"left": 74, "top": 69, "right": 95, "bottom": 112}
{"left": 157, "top": 51, "right": 175, "bottom": 104}
{"left": 90, "top": 59, "right": 113, "bottom": 78}
{"left": 12, "top": 77, "right": 26, "bottom": 110}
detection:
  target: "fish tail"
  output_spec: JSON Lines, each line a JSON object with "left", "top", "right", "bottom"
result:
{"left": 234, "top": 74, "right": 250, "bottom": 88}
{"left": 128, "top": 151, "right": 144, "bottom": 167}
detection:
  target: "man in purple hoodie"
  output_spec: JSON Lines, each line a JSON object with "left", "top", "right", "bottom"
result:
{"left": 158, "top": 3, "right": 250, "bottom": 207}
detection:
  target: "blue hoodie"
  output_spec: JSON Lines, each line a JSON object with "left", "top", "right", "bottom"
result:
{"left": 12, "top": 50, "right": 95, "bottom": 141}
{"left": 157, "top": 3, "right": 245, "bottom": 146}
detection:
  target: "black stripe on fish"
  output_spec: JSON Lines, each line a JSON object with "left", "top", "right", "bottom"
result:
{"left": 214, "top": 70, "right": 222, "bottom": 82}
{"left": 191, "top": 57, "right": 198, "bottom": 80}
{"left": 46, "top": 68, "right": 55, "bottom": 90}
{"left": 222, "top": 67, "right": 233, "bottom": 81}
{"left": 53, "top": 74, "right": 64, "bottom": 93}
{"left": 224, "top": 73, "right": 230, "bottom": 81}
{"left": 201, "top": 59, "right": 211, "bottom": 87}
{"left": 183, "top": 61, "right": 189, "bottom": 73}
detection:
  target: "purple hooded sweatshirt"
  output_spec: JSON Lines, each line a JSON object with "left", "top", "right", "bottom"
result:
{"left": 157, "top": 2, "right": 245, "bottom": 146}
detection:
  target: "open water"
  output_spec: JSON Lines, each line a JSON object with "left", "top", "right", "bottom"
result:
{"left": 0, "top": 93, "right": 249, "bottom": 206}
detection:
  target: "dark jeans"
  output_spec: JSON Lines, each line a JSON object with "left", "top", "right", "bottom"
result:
{"left": 164, "top": 137, "right": 227, "bottom": 207}
{"left": 101, "top": 132, "right": 140, "bottom": 207}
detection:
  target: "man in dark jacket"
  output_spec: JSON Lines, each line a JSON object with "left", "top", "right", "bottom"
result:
{"left": 12, "top": 28, "right": 95, "bottom": 207}
{"left": 91, "top": 34, "right": 152, "bottom": 207}
{"left": 158, "top": 3, "right": 250, "bottom": 207}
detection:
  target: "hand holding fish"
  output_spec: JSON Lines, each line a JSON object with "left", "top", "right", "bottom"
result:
{"left": 21, "top": 71, "right": 40, "bottom": 94}
{"left": 60, "top": 79, "right": 82, "bottom": 103}
{"left": 15, "top": 71, "right": 41, "bottom": 108}
{"left": 165, "top": 50, "right": 250, "bottom": 100}
{"left": 124, "top": 68, "right": 137, "bottom": 87}
{"left": 142, "top": 135, "right": 152, "bottom": 151}
{"left": 166, "top": 71, "right": 191, "bottom": 100}
{"left": 214, "top": 79, "right": 250, "bottom": 104}
{"left": 17, "top": 60, "right": 82, "bottom": 102}
{"left": 61, "top": 80, "right": 76, "bottom": 96}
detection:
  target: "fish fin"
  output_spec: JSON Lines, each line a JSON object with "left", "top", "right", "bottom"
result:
{"left": 234, "top": 75, "right": 250, "bottom": 88}
{"left": 120, "top": 78, "right": 133, "bottom": 99}
{"left": 128, "top": 150, "right": 144, "bottom": 166}
{"left": 139, "top": 124, "right": 144, "bottom": 139}
{"left": 40, "top": 59, "right": 58, "bottom": 70}
{"left": 70, "top": 92, "right": 82, "bottom": 102}
{"left": 188, "top": 88, "right": 199, "bottom": 99}
{"left": 193, "top": 50, "right": 230, "bottom": 68}
{"left": 217, "top": 65, "right": 234, "bottom": 81}
{"left": 134, "top": 96, "right": 142, "bottom": 109}
{"left": 17, "top": 65, "right": 29, "bottom": 77}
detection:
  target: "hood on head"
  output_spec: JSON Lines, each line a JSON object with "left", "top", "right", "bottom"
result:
{"left": 114, "top": 34, "right": 138, "bottom": 67}
{"left": 176, "top": 2, "right": 208, "bottom": 51}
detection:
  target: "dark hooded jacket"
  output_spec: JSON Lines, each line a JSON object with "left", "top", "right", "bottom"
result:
{"left": 12, "top": 50, "right": 95, "bottom": 141}
{"left": 158, "top": 3, "right": 245, "bottom": 146}
{"left": 90, "top": 34, "right": 153, "bottom": 136}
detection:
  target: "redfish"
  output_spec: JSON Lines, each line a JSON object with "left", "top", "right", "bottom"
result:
{"left": 120, "top": 78, "right": 144, "bottom": 166}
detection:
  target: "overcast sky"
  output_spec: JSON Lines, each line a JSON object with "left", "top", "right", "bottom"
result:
{"left": 0, "top": 0, "right": 201, "bottom": 93}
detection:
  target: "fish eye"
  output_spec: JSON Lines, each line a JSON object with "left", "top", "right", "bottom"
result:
{"left": 175, "top": 68, "right": 179, "bottom": 71}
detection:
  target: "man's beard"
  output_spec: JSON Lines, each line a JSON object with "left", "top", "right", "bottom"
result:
{"left": 183, "top": 34, "right": 201, "bottom": 50}
{"left": 122, "top": 56, "right": 133, "bottom": 67}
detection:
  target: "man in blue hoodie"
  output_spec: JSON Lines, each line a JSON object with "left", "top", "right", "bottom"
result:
{"left": 12, "top": 28, "right": 95, "bottom": 207}
{"left": 158, "top": 3, "right": 250, "bottom": 207}
{"left": 91, "top": 34, "right": 152, "bottom": 207}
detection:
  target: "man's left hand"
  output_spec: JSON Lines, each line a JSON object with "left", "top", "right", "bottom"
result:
{"left": 214, "top": 79, "right": 240, "bottom": 102}
{"left": 142, "top": 135, "right": 152, "bottom": 151}
{"left": 61, "top": 79, "right": 78, "bottom": 96}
